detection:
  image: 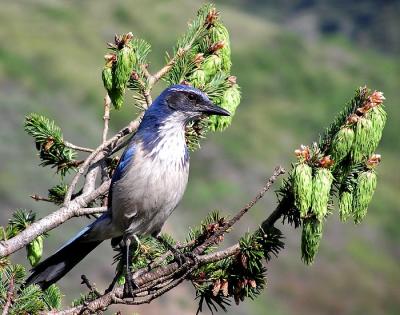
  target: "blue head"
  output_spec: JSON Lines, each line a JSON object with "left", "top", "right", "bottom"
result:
{"left": 141, "top": 84, "right": 230, "bottom": 127}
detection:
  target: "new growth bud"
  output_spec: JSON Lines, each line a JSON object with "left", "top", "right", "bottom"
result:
{"left": 339, "top": 190, "right": 353, "bottom": 222}
{"left": 189, "top": 69, "right": 206, "bottom": 88}
{"left": 208, "top": 84, "right": 241, "bottom": 131}
{"left": 301, "top": 218, "right": 323, "bottom": 265}
{"left": 202, "top": 54, "right": 222, "bottom": 80}
{"left": 292, "top": 163, "right": 313, "bottom": 218}
{"left": 27, "top": 235, "right": 44, "bottom": 267}
{"left": 366, "top": 105, "right": 387, "bottom": 152}
{"left": 102, "top": 66, "right": 113, "bottom": 92}
{"left": 353, "top": 170, "right": 377, "bottom": 224}
{"left": 330, "top": 126, "right": 354, "bottom": 163}
{"left": 115, "top": 45, "right": 136, "bottom": 90}
{"left": 351, "top": 117, "right": 374, "bottom": 163}
{"left": 210, "top": 23, "right": 231, "bottom": 72}
{"left": 311, "top": 168, "right": 333, "bottom": 220}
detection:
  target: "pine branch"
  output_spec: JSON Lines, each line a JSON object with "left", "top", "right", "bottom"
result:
{"left": 44, "top": 167, "right": 285, "bottom": 314}
{"left": 0, "top": 181, "right": 109, "bottom": 257}
{"left": 193, "top": 166, "right": 285, "bottom": 255}
{"left": 1, "top": 274, "right": 14, "bottom": 315}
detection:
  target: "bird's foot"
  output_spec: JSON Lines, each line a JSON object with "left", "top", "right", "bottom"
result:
{"left": 122, "top": 276, "right": 139, "bottom": 298}
{"left": 122, "top": 234, "right": 141, "bottom": 298}
{"left": 156, "top": 236, "right": 198, "bottom": 267}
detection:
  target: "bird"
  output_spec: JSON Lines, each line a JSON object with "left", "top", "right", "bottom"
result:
{"left": 25, "top": 84, "right": 230, "bottom": 290}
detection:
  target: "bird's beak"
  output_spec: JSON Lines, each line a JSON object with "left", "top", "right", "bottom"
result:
{"left": 198, "top": 101, "right": 230, "bottom": 116}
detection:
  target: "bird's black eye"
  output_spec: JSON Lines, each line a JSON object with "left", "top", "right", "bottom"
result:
{"left": 187, "top": 93, "right": 195, "bottom": 101}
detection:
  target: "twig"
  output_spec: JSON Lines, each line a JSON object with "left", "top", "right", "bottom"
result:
{"left": 102, "top": 94, "right": 111, "bottom": 143}
{"left": 194, "top": 166, "right": 285, "bottom": 255}
{"left": 148, "top": 38, "right": 200, "bottom": 87}
{"left": 141, "top": 64, "right": 151, "bottom": 80}
{"left": 148, "top": 57, "right": 177, "bottom": 86}
{"left": 64, "top": 142, "right": 94, "bottom": 153}
{"left": 0, "top": 180, "right": 110, "bottom": 258}
{"left": 74, "top": 207, "right": 107, "bottom": 217}
{"left": 30, "top": 195, "right": 52, "bottom": 203}
{"left": 2, "top": 275, "right": 14, "bottom": 315}
{"left": 81, "top": 275, "right": 101, "bottom": 297}
{"left": 63, "top": 116, "right": 142, "bottom": 205}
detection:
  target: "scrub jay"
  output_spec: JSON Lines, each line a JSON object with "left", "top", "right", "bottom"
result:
{"left": 26, "top": 84, "right": 230, "bottom": 290}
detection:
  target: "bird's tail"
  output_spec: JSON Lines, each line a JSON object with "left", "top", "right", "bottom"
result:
{"left": 25, "top": 217, "right": 107, "bottom": 290}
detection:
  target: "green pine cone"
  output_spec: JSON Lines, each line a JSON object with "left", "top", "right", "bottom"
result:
{"left": 351, "top": 117, "right": 374, "bottom": 163}
{"left": 210, "top": 23, "right": 231, "bottom": 71}
{"left": 301, "top": 217, "right": 323, "bottom": 265}
{"left": 330, "top": 126, "right": 354, "bottom": 164}
{"left": 115, "top": 46, "right": 136, "bottom": 90}
{"left": 366, "top": 106, "right": 387, "bottom": 151}
{"left": 202, "top": 55, "right": 222, "bottom": 81}
{"left": 353, "top": 170, "right": 377, "bottom": 224}
{"left": 292, "top": 163, "right": 313, "bottom": 218}
{"left": 339, "top": 190, "right": 353, "bottom": 222}
{"left": 210, "top": 22, "right": 229, "bottom": 43}
{"left": 189, "top": 69, "right": 206, "bottom": 88}
{"left": 27, "top": 235, "right": 44, "bottom": 267}
{"left": 102, "top": 66, "right": 113, "bottom": 92}
{"left": 311, "top": 168, "right": 333, "bottom": 220}
{"left": 109, "top": 87, "right": 124, "bottom": 110}
{"left": 208, "top": 84, "right": 241, "bottom": 131}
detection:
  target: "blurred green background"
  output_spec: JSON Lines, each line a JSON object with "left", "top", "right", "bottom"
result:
{"left": 1, "top": 0, "right": 399, "bottom": 314}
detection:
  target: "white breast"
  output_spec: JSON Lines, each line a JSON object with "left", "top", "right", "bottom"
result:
{"left": 111, "top": 120, "right": 189, "bottom": 236}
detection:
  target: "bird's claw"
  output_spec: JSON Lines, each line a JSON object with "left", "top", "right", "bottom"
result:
{"left": 122, "top": 277, "right": 139, "bottom": 298}
{"left": 156, "top": 236, "right": 197, "bottom": 267}
{"left": 170, "top": 250, "right": 197, "bottom": 267}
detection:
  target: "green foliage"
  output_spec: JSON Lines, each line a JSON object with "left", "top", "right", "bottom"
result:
{"left": 0, "top": 263, "right": 62, "bottom": 314}
{"left": 186, "top": 210, "right": 225, "bottom": 253}
{"left": 0, "top": 210, "right": 45, "bottom": 267}
{"left": 353, "top": 169, "right": 377, "bottom": 224}
{"left": 301, "top": 218, "right": 323, "bottom": 265}
{"left": 292, "top": 162, "right": 312, "bottom": 218}
{"left": 43, "top": 284, "right": 62, "bottom": 310}
{"left": 274, "top": 87, "right": 387, "bottom": 265}
{"left": 24, "top": 113, "right": 77, "bottom": 176}
{"left": 71, "top": 291, "right": 98, "bottom": 307}
{"left": 163, "top": 4, "right": 242, "bottom": 149}
{"left": 193, "top": 227, "right": 284, "bottom": 313}
{"left": 26, "top": 235, "right": 44, "bottom": 267}
{"left": 311, "top": 168, "right": 333, "bottom": 220}
{"left": 339, "top": 190, "right": 353, "bottom": 222}
{"left": 127, "top": 38, "right": 152, "bottom": 109}
{"left": 48, "top": 183, "right": 68, "bottom": 205}
{"left": 0, "top": 209, "right": 36, "bottom": 240}
{"left": 330, "top": 126, "right": 355, "bottom": 164}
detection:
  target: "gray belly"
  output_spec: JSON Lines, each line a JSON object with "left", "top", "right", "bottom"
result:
{"left": 110, "top": 152, "right": 189, "bottom": 236}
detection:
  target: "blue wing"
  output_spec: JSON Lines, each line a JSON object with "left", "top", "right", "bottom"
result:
{"left": 108, "top": 141, "right": 136, "bottom": 209}
{"left": 113, "top": 142, "right": 136, "bottom": 182}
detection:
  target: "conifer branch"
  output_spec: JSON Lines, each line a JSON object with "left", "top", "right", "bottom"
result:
{"left": 63, "top": 142, "right": 93, "bottom": 153}
{"left": 194, "top": 166, "right": 285, "bottom": 255}
{"left": 0, "top": 180, "right": 110, "bottom": 257}
{"left": 1, "top": 274, "right": 14, "bottom": 315}
{"left": 43, "top": 168, "right": 285, "bottom": 315}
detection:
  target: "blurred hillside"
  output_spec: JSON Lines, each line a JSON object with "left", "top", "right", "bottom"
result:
{"left": 0, "top": 1, "right": 399, "bottom": 315}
